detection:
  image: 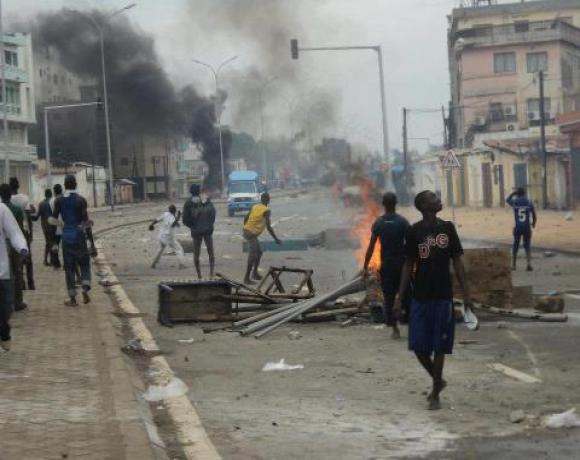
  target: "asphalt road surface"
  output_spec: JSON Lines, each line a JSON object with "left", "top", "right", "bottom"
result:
{"left": 99, "top": 188, "right": 580, "bottom": 460}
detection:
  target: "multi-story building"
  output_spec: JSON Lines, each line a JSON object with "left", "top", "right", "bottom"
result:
{"left": 448, "top": 0, "right": 580, "bottom": 148}
{"left": 0, "top": 33, "right": 37, "bottom": 193}
{"left": 444, "top": 0, "right": 580, "bottom": 209}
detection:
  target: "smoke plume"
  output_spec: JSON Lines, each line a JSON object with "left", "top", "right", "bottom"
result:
{"left": 21, "top": 9, "right": 227, "bottom": 188}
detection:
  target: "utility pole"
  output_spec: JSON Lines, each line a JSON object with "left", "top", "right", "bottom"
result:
{"left": 539, "top": 70, "right": 548, "bottom": 209}
{"left": 402, "top": 107, "right": 408, "bottom": 181}
{"left": 442, "top": 105, "right": 448, "bottom": 149}
{"left": 0, "top": 0, "right": 9, "bottom": 182}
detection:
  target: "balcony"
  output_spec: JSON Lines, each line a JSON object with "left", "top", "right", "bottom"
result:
{"left": 0, "top": 143, "right": 37, "bottom": 162}
{"left": 453, "top": 20, "right": 580, "bottom": 50}
{"left": 4, "top": 64, "right": 28, "bottom": 84}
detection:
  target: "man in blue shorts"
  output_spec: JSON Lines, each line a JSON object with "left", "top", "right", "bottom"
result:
{"left": 363, "top": 192, "right": 409, "bottom": 339}
{"left": 506, "top": 187, "right": 537, "bottom": 272}
{"left": 395, "top": 190, "right": 472, "bottom": 410}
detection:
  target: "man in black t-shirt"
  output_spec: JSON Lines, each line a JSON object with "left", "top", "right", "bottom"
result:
{"left": 395, "top": 190, "right": 472, "bottom": 411}
{"left": 363, "top": 192, "right": 409, "bottom": 339}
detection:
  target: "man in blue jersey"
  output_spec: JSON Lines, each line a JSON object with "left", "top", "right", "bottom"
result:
{"left": 506, "top": 187, "right": 537, "bottom": 272}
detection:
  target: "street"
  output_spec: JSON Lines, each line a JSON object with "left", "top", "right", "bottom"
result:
{"left": 99, "top": 188, "right": 580, "bottom": 460}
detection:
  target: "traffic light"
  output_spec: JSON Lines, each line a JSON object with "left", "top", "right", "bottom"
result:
{"left": 290, "top": 39, "right": 299, "bottom": 60}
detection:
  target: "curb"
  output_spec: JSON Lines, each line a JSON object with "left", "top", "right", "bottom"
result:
{"left": 94, "top": 237, "right": 222, "bottom": 460}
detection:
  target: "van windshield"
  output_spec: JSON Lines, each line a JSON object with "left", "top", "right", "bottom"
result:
{"left": 229, "top": 181, "right": 257, "bottom": 194}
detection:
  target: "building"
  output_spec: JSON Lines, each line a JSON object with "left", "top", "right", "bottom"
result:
{"left": 448, "top": 0, "right": 580, "bottom": 148}
{"left": 0, "top": 33, "right": 37, "bottom": 193}
{"left": 415, "top": 145, "right": 570, "bottom": 211}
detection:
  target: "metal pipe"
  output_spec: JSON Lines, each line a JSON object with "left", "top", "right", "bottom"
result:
{"left": 376, "top": 45, "right": 390, "bottom": 160}
{"left": 44, "top": 108, "right": 51, "bottom": 187}
{"left": 253, "top": 277, "right": 364, "bottom": 338}
{"left": 233, "top": 303, "right": 297, "bottom": 328}
{"left": 242, "top": 276, "right": 365, "bottom": 337}
{"left": 0, "top": 0, "right": 9, "bottom": 181}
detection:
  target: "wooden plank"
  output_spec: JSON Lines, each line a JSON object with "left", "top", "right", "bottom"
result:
{"left": 488, "top": 363, "right": 542, "bottom": 384}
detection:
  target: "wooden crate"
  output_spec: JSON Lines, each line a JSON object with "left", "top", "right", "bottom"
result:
{"left": 158, "top": 280, "right": 232, "bottom": 324}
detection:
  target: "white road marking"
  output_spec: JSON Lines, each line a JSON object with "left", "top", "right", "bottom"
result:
{"left": 507, "top": 330, "right": 541, "bottom": 378}
{"left": 488, "top": 363, "right": 542, "bottom": 384}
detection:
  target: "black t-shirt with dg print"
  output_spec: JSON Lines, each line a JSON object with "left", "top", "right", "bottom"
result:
{"left": 405, "top": 218, "right": 463, "bottom": 301}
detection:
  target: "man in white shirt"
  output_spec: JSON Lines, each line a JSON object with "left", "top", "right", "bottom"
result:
{"left": 0, "top": 200, "right": 29, "bottom": 351}
{"left": 149, "top": 205, "right": 186, "bottom": 269}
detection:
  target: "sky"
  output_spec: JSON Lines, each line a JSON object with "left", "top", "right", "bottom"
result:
{"left": 7, "top": 0, "right": 477, "bottom": 156}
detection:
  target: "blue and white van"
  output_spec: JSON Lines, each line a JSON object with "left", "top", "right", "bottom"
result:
{"left": 227, "top": 170, "right": 261, "bottom": 217}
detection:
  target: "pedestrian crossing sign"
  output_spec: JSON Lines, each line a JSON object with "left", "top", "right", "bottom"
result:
{"left": 442, "top": 150, "right": 461, "bottom": 169}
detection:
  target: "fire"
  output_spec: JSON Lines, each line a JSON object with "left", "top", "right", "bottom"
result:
{"left": 353, "top": 178, "right": 382, "bottom": 271}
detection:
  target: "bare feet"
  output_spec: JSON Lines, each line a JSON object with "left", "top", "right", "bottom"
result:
{"left": 391, "top": 326, "right": 401, "bottom": 340}
{"left": 428, "top": 397, "right": 441, "bottom": 410}
{"left": 0, "top": 340, "right": 10, "bottom": 352}
{"left": 82, "top": 291, "right": 91, "bottom": 304}
{"left": 526, "top": 265, "right": 533, "bottom": 272}
{"left": 427, "top": 380, "right": 447, "bottom": 400}
{"left": 251, "top": 271, "right": 263, "bottom": 281}
{"left": 65, "top": 298, "right": 78, "bottom": 307}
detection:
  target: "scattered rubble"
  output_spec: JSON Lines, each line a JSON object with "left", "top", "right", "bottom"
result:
{"left": 545, "top": 408, "right": 580, "bottom": 429}
{"left": 262, "top": 359, "right": 304, "bottom": 371}
{"left": 288, "top": 330, "right": 302, "bottom": 340}
{"left": 143, "top": 377, "right": 189, "bottom": 402}
{"left": 510, "top": 410, "right": 526, "bottom": 423}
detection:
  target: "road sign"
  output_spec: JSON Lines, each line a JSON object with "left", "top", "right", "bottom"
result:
{"left": 442, "top": 150, "right": 461, "bottom": 170}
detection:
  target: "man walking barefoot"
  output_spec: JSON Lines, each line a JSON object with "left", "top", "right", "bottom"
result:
{"left": 395, "top": 190, "right": 472, "bottom": 410}
{"left": 363, "top": 192, "right": 410, "bottom": 339}
{"left": 242, "top": 193, "right": 281, "bottom": 285}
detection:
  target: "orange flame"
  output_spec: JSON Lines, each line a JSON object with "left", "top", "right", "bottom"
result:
{"left": 353, "top": 178, "right": 382, "bottom": 271}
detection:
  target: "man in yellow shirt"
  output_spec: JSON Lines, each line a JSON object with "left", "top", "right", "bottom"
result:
{"left": 243, "top": 193, "right": 281, "bottom": 284}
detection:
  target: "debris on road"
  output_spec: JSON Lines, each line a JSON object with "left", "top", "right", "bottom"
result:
{"left": 535, "top": 293, "right": 565, "bottom": 314}
{"left": 143, "top": 377, "right": 189, "bottom": 402}
{"left": 545, "top": 408, "right": 580, "bottom": 428}
{"left": 178, "top": 338, "right": 195, "bottom": 344}
{"left": 262, "top": 359, "right": 304, "bottom": 371}
{"left": 564, "top": 212, "right": 574, "bottom": 221}
{"left": 488, "top": 363, "right": 542, "bottom": 384}
{"left": 510, "top": 410, "right": 526, "bottom": 423}
{"left": 288, "top": 330, "right": 302, "bottom": 340}
{"left": 543, "top": 251, "right": 556, "bottom": 258}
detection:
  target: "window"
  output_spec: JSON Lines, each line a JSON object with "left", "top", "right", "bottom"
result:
{"left": 489, "top": 102, "right": 504, "bottom": 122}
{"left": 4, "top": 50, "right": 17, "bottom": 67}
{"left": 39, "top": 69, "right": 43, "bottom": 78}
{"left": 52, "top": 74, "right": 58, "bottom": 85}
{"left": 514, "top": 21, "right": 529, "bottom": 33}
{"left": 494, "top": 52, "right": 516, "bottom": 73}
{"left": 527, "top": 52, "right": 548, "bottom": 73}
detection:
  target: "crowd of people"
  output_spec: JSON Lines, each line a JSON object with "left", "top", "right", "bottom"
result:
{"left": 0, "top": 174, "right": 97, "bottom": 353}
{"left": 149, "top": 184, "right": 281, "bottom": 285}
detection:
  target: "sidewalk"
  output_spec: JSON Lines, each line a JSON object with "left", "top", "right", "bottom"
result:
{"left": 399, "top": 205, "right": 580, "bottom": 254}
{"left": 0, "top": 241, "right": 157, "bottom": 460}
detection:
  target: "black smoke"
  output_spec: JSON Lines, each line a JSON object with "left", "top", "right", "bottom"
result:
{"left": 21, "top": 9, "right": 227, "bottom": 188}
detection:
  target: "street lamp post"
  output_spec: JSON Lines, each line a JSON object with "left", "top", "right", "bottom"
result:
{"left": 192, "top": 55, "right": 238, "bottom": 193}
{"left": 257, "top": 77, "right": 278, "bottom": 181}
{"left": 71, "top": 3, "right": 136, "bottom": 211}
{"left": 0, "top": 0, "right": 10, "bottom": 182}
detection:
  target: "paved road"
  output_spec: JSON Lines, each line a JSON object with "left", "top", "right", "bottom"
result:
{"left": 101, "top": 189, "right": 580, "bottom": 459}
